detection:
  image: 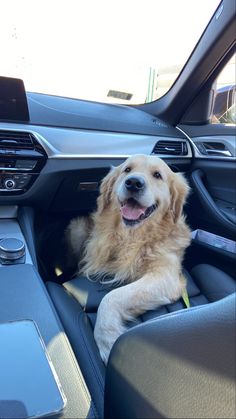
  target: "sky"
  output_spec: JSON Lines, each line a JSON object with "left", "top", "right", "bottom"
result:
{"left": 1, "top": 0, "right": 221, "bottom": 103}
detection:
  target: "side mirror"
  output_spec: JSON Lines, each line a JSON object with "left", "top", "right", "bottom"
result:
{"left": 213, "top": 84, "right": 236, "bottom": 123}
{"left": 226, "top": 103, "right": 236, "bottom": 124}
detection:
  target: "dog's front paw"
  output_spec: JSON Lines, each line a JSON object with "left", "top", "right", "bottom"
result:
{"left": 94, "top": 293, "right": 126, "bottom": 364}
{"left": 94, "top": 327, "right": 113, "bottom": 364}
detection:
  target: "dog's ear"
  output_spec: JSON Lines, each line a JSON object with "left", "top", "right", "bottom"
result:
{"left": 97, "top": 166, "right": 118, "bottom": 213}
{"left": 170, "top": 173, "right": 190, "bottom": 222}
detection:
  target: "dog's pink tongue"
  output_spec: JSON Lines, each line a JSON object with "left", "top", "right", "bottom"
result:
{"left": 121, "top": 204, "right": 146, "bottom": 220}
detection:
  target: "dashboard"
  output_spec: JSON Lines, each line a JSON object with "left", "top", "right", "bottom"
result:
{"left": 0, "top": 122, "right": 192, "bottom": 159}
{"left": 0, "top": 121, "right": 191, "bottom": 208}
{"left": 0, "top": 121, "right": 235, "bottom": 213}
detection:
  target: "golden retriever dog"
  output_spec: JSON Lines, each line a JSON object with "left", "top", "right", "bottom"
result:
{"left": 67, "top": 154, "right": 191, "bottom": 364}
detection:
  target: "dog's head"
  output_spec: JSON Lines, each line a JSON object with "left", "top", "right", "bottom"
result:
{"left": 98, "top": 154, "right": 189, "bottom": 226}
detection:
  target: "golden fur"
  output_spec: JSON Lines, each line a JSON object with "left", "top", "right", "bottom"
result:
{"left": 66, "top": 154, "right": 191, "bottom": 363}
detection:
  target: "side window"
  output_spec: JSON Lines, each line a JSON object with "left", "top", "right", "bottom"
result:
{"left": 211, "top": 53, "right": 236, "bottom": 125}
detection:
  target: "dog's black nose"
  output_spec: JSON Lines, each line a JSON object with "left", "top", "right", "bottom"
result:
{"left": 125, "top": 176, "right": 145, "bottom": 192}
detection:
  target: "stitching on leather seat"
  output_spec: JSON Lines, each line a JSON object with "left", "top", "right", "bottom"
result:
{"left": 47, "top": 283, "right": 100, "bottom": 418}
{"left": 61, "top": 285, "right": 105, "bottom": 399}
{"left": 56, "top": 283, "right": 104, "bottom": 416}
{"left": 76, "top": 310, "right": 105, "bottom": 395}
{"left": 45, "top": 282, "right": 98, "bottom": 418}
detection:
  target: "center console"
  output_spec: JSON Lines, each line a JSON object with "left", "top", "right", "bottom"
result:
{"left": 0, "top": 207, "right": 94, "bottom": 418}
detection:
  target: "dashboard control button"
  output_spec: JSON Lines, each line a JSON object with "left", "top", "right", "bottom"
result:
{"left": 0, "top": 238, "right": 25, "bottom": 264}
{"left": 4, "top": 179, "right": 16, "bottom": 189}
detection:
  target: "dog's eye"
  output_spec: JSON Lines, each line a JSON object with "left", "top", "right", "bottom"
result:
{"left": 124, "top": 167, "right": 131, "bottom": 173}
{"left": 153, "top": 171, "right": 162, "bottom": 179}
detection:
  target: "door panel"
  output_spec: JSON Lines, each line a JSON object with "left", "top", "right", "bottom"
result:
{"left": 190, "top": 160, "right": 236, "bottom": 239}
{"left": 180, "top": 124, "right": 236, "bottom": 277}
{"left": 180, "top": 125, "right": 236, "bottom": 236}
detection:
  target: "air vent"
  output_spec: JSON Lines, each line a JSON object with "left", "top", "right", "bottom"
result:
{"left": 0, "top": 131, "right": 34, "bottom": 150}
{"left": 152, "top": 140, "right": 188, "bottom": 156}
{"left": 0, "top": 130, "right": 46, "bottom": 156}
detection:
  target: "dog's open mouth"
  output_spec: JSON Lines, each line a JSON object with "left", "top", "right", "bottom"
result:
{"left": 120, "top": 198, "right": 157, "bottom": 226}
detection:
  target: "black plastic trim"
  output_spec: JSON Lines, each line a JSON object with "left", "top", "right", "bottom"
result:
{"left": 191, "top": 168, "right": 236, "bottom": 236}
{"left": 18, "top": 207, "right": 38, "bottom": 269}
{"left": 0, "top": 157, "right": 191, "bottom": 209}
{"left": 179, "top": 123, "right": 236, "bottom": 137}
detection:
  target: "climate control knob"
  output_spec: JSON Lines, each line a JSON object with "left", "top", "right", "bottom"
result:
{"left": 4, "top": 179, "right": 16, "bottom": 190}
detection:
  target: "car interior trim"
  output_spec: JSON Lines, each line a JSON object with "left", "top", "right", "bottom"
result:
{"left": 0, "top": 205, "right": 18, "bottom": 218}
{"left": 0, "top": 125, "right": 193, "bottom": 159}
{"left": 176, "top": 126, "right": 236, "bottom": 160}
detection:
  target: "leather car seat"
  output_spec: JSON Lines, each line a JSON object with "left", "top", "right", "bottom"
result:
{"left": 47, "top": 264, "right": 236, "bottom": 418}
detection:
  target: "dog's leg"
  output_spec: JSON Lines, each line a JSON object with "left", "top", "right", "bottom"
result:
{"left": 65, "top": 216, "right": 93, "bottom": 270}
{"left": 94, "top": 268, "right": 184, "bottom": 364}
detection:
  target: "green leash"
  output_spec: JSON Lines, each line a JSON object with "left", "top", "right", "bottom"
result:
{"left": 182, "top": 288, "right": 190, "bottom": 308}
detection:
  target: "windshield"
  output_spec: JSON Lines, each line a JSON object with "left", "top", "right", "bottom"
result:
{"left": 2, "top": 0, "right": 220, "bottom": 105}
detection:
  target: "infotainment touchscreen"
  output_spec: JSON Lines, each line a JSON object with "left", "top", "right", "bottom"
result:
{"left": 0, "top": 77, "right": 29, "bottom": 121}
{"left": 0, "top": 320, "right": 66, "bottom": 418}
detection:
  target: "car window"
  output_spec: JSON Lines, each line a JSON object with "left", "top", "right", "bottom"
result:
{"left": 1, "top": 0, "right": 219, "bottom": 105}
{"left": 212, "top": 53, "right": 236, "bottom": 125}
